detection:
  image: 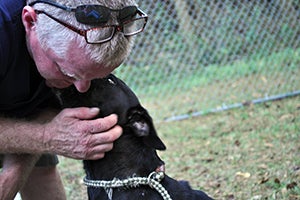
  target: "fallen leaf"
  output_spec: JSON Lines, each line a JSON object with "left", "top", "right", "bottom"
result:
{"left": 293, "top": 166, "right": 300, "bottom": 178}
{"left": 279, "top": 114, "right": 295, "bottom": 122}
{"left": 181, "top": 166, "right": 190, "bottom": 172}
{"left": 201, "top": 158, "right": 214, "bottom": 163}
{"left": 208, "top": 180, "right": 221, "bottom": 188}
{"left": 236, "top": 172, "right": 251, "bottom": 178}
{"left": 274, "top": 178, "right": 281, "bottom": 184}
{"left": 250, "top": 195, "right": 262, "bottom": 200}
{"left": 261, "top": 76, "right": 268, "bottom": 83}
{"left": 286, "top": 182, "right": 297, "bottom": 190}
{"left": 234, "top": 140, "right": 241, "bottom": 146}
{"left": 225, "top": 194, "right": 235, "bottom": 200}
{"left": 258, "top": 164, "right": 268, "bottom": 170}
{"left": 260, "top": 176, "right": 269, "bottom": 184}
{"left": 264, "top": 143, "right": 274, "bottom": 148}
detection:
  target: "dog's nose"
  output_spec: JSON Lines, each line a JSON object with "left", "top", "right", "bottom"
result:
{"left": 156, "top": 164, "right": 165, "bottom": 173}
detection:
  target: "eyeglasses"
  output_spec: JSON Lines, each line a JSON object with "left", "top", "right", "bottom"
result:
{"left": 29, "top": 0, "right": 146, "bottom": 25}
{"left": 30, "top": 0, "right": 148, "bottom": 44}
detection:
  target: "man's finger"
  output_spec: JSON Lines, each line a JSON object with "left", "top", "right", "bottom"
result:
{"left": 63, "top": 107, "right": 100, "bottom": 120}
{"left": 86, "top": 143, "right": 114, "bottom": 160}
{"left": 90, "top": 125, "right": 123, "bottom": 146}
{"left": 87, "top": 114, "right": 119, "bottom": 133}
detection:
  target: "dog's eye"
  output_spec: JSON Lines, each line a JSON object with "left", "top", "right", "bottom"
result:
{"left": 107, "top": 78, "right": 116, "bottom": 85}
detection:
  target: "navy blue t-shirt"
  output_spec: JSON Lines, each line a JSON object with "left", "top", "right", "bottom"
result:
{"left": 0, "top": 0, "right": 56, "bottom": 117}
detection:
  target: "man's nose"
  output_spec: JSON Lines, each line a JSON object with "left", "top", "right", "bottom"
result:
{"left": 73, "top": 80, "right": 91, "bottom": 93}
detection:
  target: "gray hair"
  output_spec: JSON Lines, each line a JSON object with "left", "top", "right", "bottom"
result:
{"left": 27, "top": 0, "right": 137, "bottom": 68}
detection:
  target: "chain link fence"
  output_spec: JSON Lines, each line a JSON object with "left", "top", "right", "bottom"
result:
{"left": 114, "top": 0, "right": 300, "bottom": 122}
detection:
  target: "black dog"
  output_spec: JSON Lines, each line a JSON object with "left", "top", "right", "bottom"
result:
{"left": 54, "top": 74, "right": 213, "bottom": 200}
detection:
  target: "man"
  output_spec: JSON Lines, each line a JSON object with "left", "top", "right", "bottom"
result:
{"left": 0, "top": 0, "right": 146, "bottom": 199}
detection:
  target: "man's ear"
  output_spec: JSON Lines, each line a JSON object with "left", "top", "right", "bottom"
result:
{"left": 22, "top": 6, "right": 37, "bottom": 33}
{"left": 126, "top": 106, "right": 166, "bottom": 150}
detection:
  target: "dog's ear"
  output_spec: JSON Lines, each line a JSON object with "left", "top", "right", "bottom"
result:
{"left": 126, "top": 106, "right": 166, "bottom": 150}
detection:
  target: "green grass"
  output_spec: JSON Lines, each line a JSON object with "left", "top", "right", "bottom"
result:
{"left": 116, "top": 48, "right": 300, "bottom": 96}
{"left": 58, "top": 95, "right": 300, "bottom": 200}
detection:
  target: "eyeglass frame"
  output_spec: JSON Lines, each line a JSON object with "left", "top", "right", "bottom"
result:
{"left": 34, "top": 9, "right": 148, "bottom": 44}
{"left": 29, "top": 0, "right": 144, "bottom": 25}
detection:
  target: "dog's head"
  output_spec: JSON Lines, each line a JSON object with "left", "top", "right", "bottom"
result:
{"left": 54, "top": 74, "right": 166, "bottom": 150}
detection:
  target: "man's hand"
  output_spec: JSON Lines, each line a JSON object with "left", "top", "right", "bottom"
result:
{"left": 43, "top": 107, "right": 122, "bottom": 160}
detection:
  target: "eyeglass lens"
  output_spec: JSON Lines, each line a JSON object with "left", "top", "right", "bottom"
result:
{"left": 75, "top": 5, "right": 110, "bottom": 25}
{"left": 119, "top": 6, "right": 138, "bottom": 22}
{"left": 86, "top": 17, "right": 145, "bottom": 43}
{"left": 86, "top": 27, "right": 115, "bottom": 43}
{"left": 29, "top": 1, "right": 139, "bottom": 26}
{"left": 75, "top": 5, "right": 138, "bottom": 25}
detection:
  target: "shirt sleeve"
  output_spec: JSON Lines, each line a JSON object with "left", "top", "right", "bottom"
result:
{"left": 0, "top": 0, "right": 26, "bottom": 80}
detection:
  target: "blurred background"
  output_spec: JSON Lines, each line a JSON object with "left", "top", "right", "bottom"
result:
{"left": 115, "top": 0, "right": 300, "bottom": 122}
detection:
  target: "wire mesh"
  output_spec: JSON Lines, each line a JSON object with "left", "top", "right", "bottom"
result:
{"left": 114, "top": 0, "right": 300, "bottom": 122}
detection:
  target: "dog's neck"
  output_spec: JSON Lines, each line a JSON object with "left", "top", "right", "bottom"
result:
{"left": 83, "top": 132, "right": 164, "bottom": 181}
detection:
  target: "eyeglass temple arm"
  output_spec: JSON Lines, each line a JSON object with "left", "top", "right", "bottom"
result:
{"left": 34, "top": 10, "right": 86, "bottom": 37}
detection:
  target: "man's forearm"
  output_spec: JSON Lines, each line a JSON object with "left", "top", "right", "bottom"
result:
{"left": 0, "top": 117, "right": 46, "bottom": 154}
{"left": 1, "top": 107, "right": 122, "bottom": 160}
{"left": 0, "top": 109, "right": 58, "bottom": 154}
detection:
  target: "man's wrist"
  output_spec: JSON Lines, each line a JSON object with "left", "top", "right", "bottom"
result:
{"left": 0, "top": 117, "right": 51, "bottom": 154}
